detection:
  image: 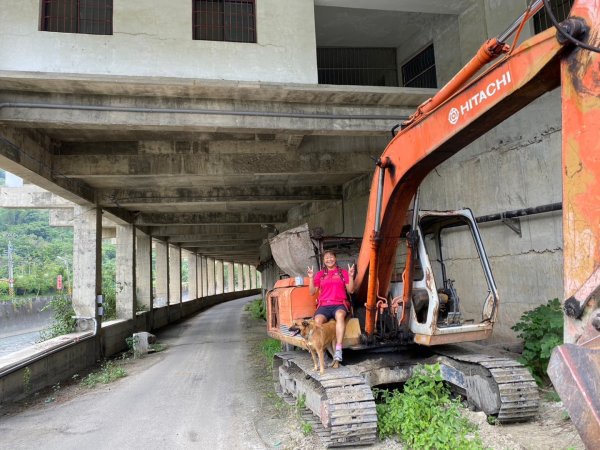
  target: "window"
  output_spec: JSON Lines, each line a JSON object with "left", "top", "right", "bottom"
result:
{"left": 533, "top": 0, "right": 574, "bottom": 34}
{"left": 41, "top": 0, "right": 113, "bottom": 35}
{"left": 193, "top": 0, "right": 256, "bottom": 43}
{"left": 401, "top": 44, "right": 437, "bottom": 88}
{"left": 317, "top": 48, "right": 398, "bottom": 87}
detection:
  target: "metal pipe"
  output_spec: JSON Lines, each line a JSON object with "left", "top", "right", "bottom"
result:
{"left": 476, "top": 202, "right": 562, "bottom": 224}
{"left": 497, "top": 0, "right": 544, "bottom": 43}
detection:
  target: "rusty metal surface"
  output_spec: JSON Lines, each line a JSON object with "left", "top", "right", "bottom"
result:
{"left": 269, "top": 223, "right": 318, "bottom": 277}
{"left": 548, "top": 344, "right": 600, "bottom": 448}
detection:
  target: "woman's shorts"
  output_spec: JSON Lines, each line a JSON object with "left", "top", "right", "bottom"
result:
{"left": 315, "top": 304, "right": 349, "bottom": 321}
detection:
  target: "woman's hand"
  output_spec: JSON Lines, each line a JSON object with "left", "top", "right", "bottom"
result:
{"left": 307, "top": 266, "right": 314, "bottom": 278}
{"left": 348, "top": 264, "right": 355, "bottom": 278}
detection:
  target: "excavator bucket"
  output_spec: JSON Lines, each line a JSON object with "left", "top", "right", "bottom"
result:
{"left": 548, "top": 344, "right": 600, "bottom": 447}
{"left": 269, "top": 223, "right": 318, "bottom": 277}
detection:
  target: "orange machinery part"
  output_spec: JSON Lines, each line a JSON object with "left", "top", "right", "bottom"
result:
{"left": 266, "top": 277, "right": 317, "bottom": 330}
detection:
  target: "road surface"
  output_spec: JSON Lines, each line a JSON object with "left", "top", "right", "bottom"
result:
{"left": 0, "top": 296, "right": 277, "bottom": 450}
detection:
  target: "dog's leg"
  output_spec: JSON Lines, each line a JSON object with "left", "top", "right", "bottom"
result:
{"left": 308, "top": 347, "right": 319, "bottom": 372}
{"left": 317, "top": 348, "right": 326, "bottom": 375}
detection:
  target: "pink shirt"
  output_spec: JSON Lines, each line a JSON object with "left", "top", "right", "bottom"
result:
{"left": 314, "top": 267, "right": 349, "bottom": 307}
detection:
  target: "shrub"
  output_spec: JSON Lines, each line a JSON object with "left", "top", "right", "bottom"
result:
{"left": 245, "top": 297, "right": 266, "bottom": 320}
{"left": 511, "top": 298, "right": 563, "bottom": 384}
{"left": 81, "top": 360, "right": 127, "bottom": 388}
{"left": 39, "top": 293, "right": 76, "bottom": 340}
{"left": 374, "top": 364, "right": 484, "bottom": 450}
{"left": 261, "top": 338, "right": 282, "bottom": 369}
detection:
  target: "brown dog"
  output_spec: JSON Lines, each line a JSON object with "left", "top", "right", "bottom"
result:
{"left": 289, "top": 319, "right": 339, "bottom": 375}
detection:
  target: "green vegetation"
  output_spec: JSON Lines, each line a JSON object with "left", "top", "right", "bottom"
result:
{"left": 23, "top": 367, "right": 32, "bottom": 395}
{"left": 261, "top": 337, "right": 281, "bottom": 369}
{"left": 81, "top": 360, "right": 127, "bottom": 388}
{"left": 511, "top": 298, "right": 563, "bottom": 385}
{"left": 39, "top": 293, "right": 76, "bottom": 340}
{"left": 245, "top": 297, "right": 267, "bottom": 320}
{"left": 0, "top": 209, "right": 73, "bottom": 299}
{"left": 374, "top": 364, "right": 484, "bottom": 450}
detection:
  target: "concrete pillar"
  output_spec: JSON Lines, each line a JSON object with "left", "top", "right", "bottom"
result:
{"left": 116, "top": 224, "right": 136, "bottom": 320}
{"left": 235, "top": 263, "right": 243, "bottom": 291}
{"left": 197, "top": 255, "right": 204, "bottom": 298}
{"left": 250, "top": 265, "right": 257, "bottom": 289}
{"left": 169, "top": 245, "right": 181, "bottom": 304}
{"left": 187, "top": 251, "right": 197, "bottom": 301}
{"left": 225, "top": 261, "right": 234, "bottom": 293}
{"left": 155, "top": 240, "right": 168, "bottom": 307}
{"left": 135, "top": 231, "right": 152, "bottom": 311}
{"left": 200, "top": 256, "right": 208, "bottom": 297}
{"left": 72, "top": 206, "right": 102, "bottom": 322}
{"left": 243, "top": 264, "right": 251, "bottom": 290}
{"left": 215, "top": 259, "right": 224, "bottom": 294}
{"left": 206, "top": 257, "right": 215, "bottom": 296}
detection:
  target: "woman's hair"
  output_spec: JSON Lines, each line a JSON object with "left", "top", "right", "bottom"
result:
{"left": 322, "top": 250, "right": 336, "bottom": 259}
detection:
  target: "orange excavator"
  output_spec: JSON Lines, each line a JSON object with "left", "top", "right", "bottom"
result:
{"left": 266, "top": 1, "right": 600, "bottom": 447}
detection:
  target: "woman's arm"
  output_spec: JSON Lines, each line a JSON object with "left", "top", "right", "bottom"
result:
{"left": 308, "top": 266, "right": 317, "bottom": 295}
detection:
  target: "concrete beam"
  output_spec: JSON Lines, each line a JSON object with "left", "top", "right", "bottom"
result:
{"left": 136, "top": 211, "right": 286, "bottom": 226}
{"left": 1, "top": 95, "right": 412, "bottom": 136}
{"left": 180, "top": 239, "right": 264, "bottom": 249}
{"left": 0, "top": 126, "right": 94, "bottom": 205}
{"left": 54, "top": 151, "right": 375, "bottom": 178}
{"left": 149, "top": 224, "right": 265, "bottom": 236}
{"left": 314, "top": 0, "right": 470, "bottom": 14}
{"left": 167, "top": 233, "right": 266, "bottom": 243}
{"left": 99, "top": 185, "right": 342, "bottom": 206}
{"left": 0, "top": 185, "right": 74, "bottom": 208}
{"left": 48, "top": 209, "right": 119, "bottom": 229}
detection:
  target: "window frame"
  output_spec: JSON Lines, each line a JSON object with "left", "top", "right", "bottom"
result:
{"left": 192, "top": 0, "right": 257, "bottom": 43}
{"left": 40, "top": 0, "right": 113, "bottom": 35}
{"left": 401, "top": 43, "right": 437, "bottom": 89}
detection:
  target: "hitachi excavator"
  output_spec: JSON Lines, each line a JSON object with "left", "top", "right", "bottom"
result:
{"left": 266, "top": 1, "right": 600, "bottom": 447}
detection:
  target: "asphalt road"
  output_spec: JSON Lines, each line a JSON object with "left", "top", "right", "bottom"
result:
{"left": 0, "top": 296, "right": 273, "bottom": 450}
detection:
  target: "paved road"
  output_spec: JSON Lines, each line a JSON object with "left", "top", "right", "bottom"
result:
{"left": 0, "top": 296, "right": 271, "bottom": 450}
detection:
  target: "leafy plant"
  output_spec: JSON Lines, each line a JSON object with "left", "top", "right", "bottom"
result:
{"left": 245, "top": 297, "right": 266, "bottom": 320}
{"left": 81, "top": 360, "right": 127, "bottom": 388}
{"left": 511, "top": 298, "right": 563, "bottom": 384}
{"left": 260, "top": 338, "right": 282, "bottom": 369}
{"left": 301, "top": 421, "right": 313, "bottom": 435}
{"left": 39, "top": 293, "right": 76, "bottom": 340}
{"left": 374, "top": 364, "right": 484, "bottom": 450}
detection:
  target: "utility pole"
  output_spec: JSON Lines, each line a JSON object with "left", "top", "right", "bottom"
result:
{"left": 7, "top": 239, "right": 14, "bottom": 297}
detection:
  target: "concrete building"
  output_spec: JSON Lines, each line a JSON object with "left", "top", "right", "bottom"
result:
{"left": 0, "top": 0, "right": 572, "bottom": 346}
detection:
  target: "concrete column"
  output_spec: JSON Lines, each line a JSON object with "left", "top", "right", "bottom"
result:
{"left": 135, "top": 231, "right": 152, "bottom": 311}
{"left": 169, "top": 245, "right": 181, "bottom": 304}
{"left": 214, "top": 259, "right": 224, "bottom": 294}
{"left": 187, "top": 251, "right": 197, "bottom": 301}
{"left": 197, "top": 255, "right": 204, "bottom": 298}
{"left": 257, "top": 270, "right": 262, "bottom": 288}
{"left": 250, "top": 265, "right": 257, "bottom": 289}
{"left": 235, "top": 263, "right": 243, "bottom": 291}
{"left": 225, "top": 261, "right": 234, "bottom": 293}
{"left": 116, "top": 224, "right": 136, "bottom": 320}
{"left": 206, "top": 257, "right": 215, "bottom": 296}
{"left": 243, "top": 264, "right": 251, "bottom": 290}
{"left": 72, "top": 206, "right": 102, "bottom": 322}
{"left": 155, "top": 240, "right": 168, "bottom": 307}
{"left": 201, "top": 256, "right": 208, "bottom": 297}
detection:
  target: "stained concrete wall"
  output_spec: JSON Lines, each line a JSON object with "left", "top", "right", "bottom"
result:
{"left": 0, "top": 0, "right": 317, "bottom": 83}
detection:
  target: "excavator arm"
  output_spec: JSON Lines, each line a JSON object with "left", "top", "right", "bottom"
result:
{"left": 354, "top": 0, "right": 600, "bottom": 444}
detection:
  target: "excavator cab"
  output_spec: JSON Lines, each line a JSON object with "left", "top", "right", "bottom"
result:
{"left": 392, "top": 208, "right": 499, "bottom": 346}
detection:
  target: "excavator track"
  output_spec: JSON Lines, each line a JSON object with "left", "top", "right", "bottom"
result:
{"left": 433, "top": 346, "right": 539, "bottom": 423}
{"left": 273, "top": 345, "right": 539, "bottom": 447}
{"left": 274, "top": 352, "right": 378, "bottom": 447}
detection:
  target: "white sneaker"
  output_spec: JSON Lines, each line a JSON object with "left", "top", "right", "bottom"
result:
{"left": 333, "top": 349, "right": 343, "bottom": 362}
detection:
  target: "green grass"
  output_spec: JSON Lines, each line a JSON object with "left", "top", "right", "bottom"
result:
{"left": 244, "top": 297, "right": 266, "bottom": 320}
{"left": 81, "top": 361, "right": 127, "bottom": 388}
{"left": 260, "top": 338, "right": 282, "bottom": 369}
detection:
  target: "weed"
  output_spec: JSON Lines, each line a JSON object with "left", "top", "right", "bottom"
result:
{"left": 301, "top": 421, "right": 313, "bottom": 435}
{"left": 81, "top": 360, "right": 127, "bottom": 388}
{"left": 511, "top": 298, "right": 563, "bottom": 384}
{"left": 23, "top": 367, "right": 31, "bottom": 395}
{"left": 543, "top": 389, "right": 562, "bottom": 403}
{"left": 296, "top": 393, "right": 306, "bottom": 410}
{"left": 149, "top": 343, "right": 167, "bottom": 353}
{"left": 245, "top": 297, "right": 266, "bottom": 321}
{"left": 374, "top": 364, "right": 484, "bottom": 450}
{"left": 562, "top": 411, "right": 571, "bottom": 421}
{"left": 39, "top": 293, "right": 76, "bottom": 341}
{"left": 260, "top": 338, "right": 282, "bottom": 369}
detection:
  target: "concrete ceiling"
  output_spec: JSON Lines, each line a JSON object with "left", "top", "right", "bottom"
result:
{"left": 0, "top": 2, "right": 449, "bottom": 266}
